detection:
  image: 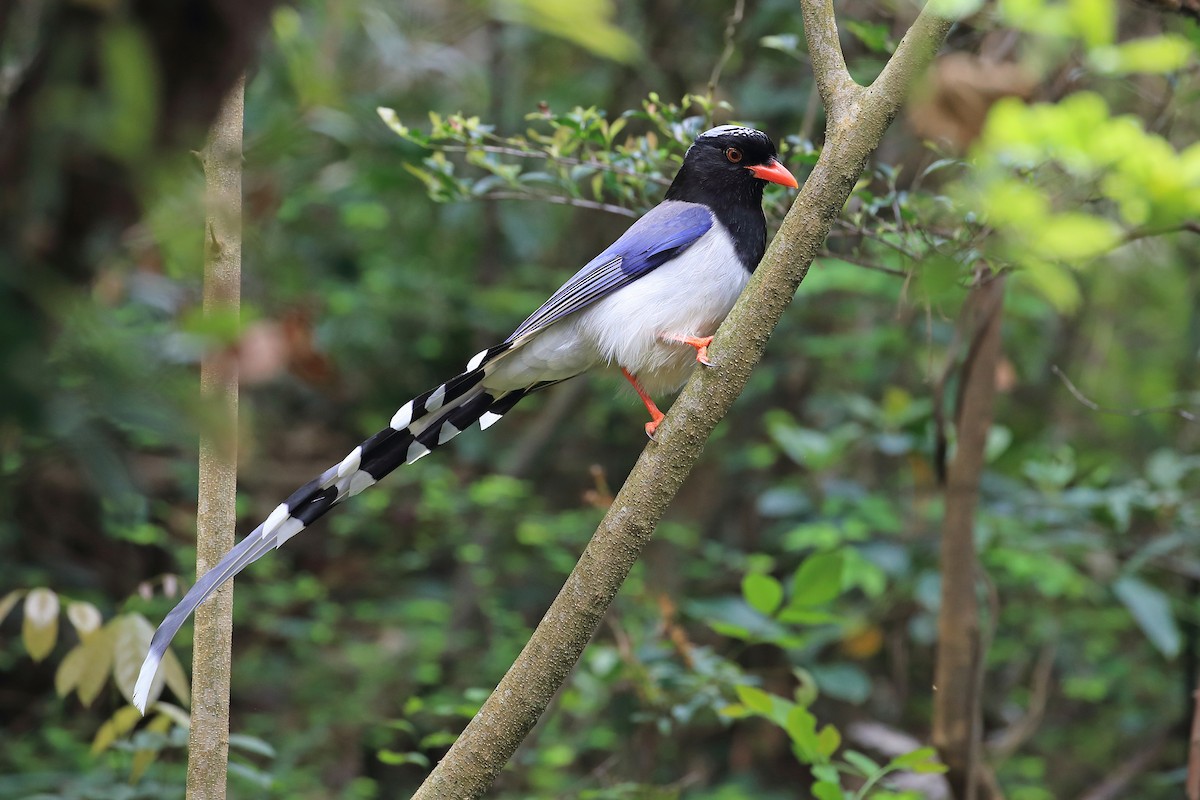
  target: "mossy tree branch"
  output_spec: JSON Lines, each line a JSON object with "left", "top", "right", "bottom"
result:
{"left": 412, "top": 4, "right": 952, "bottom": 798}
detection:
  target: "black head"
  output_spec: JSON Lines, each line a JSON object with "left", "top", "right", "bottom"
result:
{"left": 665, "top": 125, "right": 798, "bottom": 271}
{"left": 665, "top": 125, "right": 797, "bottom": 207}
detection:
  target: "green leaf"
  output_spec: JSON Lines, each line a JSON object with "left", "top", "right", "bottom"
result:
{"left": 378, "top": 750, "right": 431, "bottom": 767}
{"left": 842, "top": 749, "right": 881, "bottom": 776}
{"left": 152, "top": 701, "right": 191, "bottom": 730}
{"left": 785, "top": 705, "right": 819, "bottom": 756}
{"left": 760, "top": 34, "right": 802, "bottom": 57}
{"left": 817, "top": 724, "right": 842, "bottom": 758}
{"left": 718, "top": 703, "right": 750, "bottom": 719}
{"left": 743, "top": 573, "right": 784, "bottom": 616}
{"left": 1019, "top": 261, "right": 1081, "bottom": 312}
{"left": 927, "top": 0, "right": 984, "bottom": 19}
{"left": 77, "top": 622, "right": 116, "bottom": 706}
{"left": 890, "top": 746, "right": 941, "bottom": 770}
{"left": 809, "top": 663, "right": 872, "bottom": 704}
{"left": 789, "top": 550, "right": 845, "bottom": 608}
{"left": 844, "top": 20, "right": 893, "bottom": 53}
{"left": 229, "top": 733, "right": 277, "bottom": 759}
{"left": 227, "top": 760, "right": 274, "bottom": 788}
{"left": 1069, "top": 0, "right": 1115, "bottom": 47}
{"left": 92, "top": 705, "right": 144, "bottom": 754}
{"left": 1113, "top": 575, "right": 1181, "bottom": 658}
{"left": 1033, "top": 213, "right": 1121, "bottom": 261}
{"left": 734, "top": 684, "right": 775, "bottom": 714}
{"left": 113, "top": 613, "right": 156, "bottom": 706}
{"left": 376, "top": 107, "right": 408, "bottom": 138}
{"left": 66, "top": 601, "right": 103, "bottom": 642}
{"left": 161, "top": 646, "right": 191, "bottom": 706}
{"left": 22, "top": 588, "right": 59, "bottom": 661}
{"left": 491, "top": 0, "right": 640, "bottom": 63}
{"left": 1090, "top": 35, "right": 1194, "bottom": 75}
{"left": 813, "top": 781, "right": 845, "bottom": 800}
{"left": 130, "top": 713, "right": 172, "bottom": 782}
{"left": 55, "top": 644, "right": 89, "bottom": 697}
{"left": 0, "top": 589, "right": 24, "bottom": 626}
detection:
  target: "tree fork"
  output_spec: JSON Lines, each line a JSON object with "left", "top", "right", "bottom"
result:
{"left": 411, "top": 3, "right": 953, "bottom": 798}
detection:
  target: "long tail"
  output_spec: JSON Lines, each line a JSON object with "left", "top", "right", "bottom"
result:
{"left": 132, "top": 343, "right": 535, "bottom": 713}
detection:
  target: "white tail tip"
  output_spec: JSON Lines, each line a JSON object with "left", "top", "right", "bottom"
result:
{"left": 131, "top": 654, "right": 160, "bottom": 715}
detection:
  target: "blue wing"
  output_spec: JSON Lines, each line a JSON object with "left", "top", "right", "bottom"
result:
{"left": 506, "top": 201, "right": 713, "bottom": 343}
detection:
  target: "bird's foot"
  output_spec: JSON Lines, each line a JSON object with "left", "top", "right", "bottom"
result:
{"left": 664, "top": 334, "right": 715, "bottom": 366}
{"left": 644, "top": 410, "right": 665, "bottom": 439}
{"left": 623, "top": 367, "right": 666, "bottom": 439}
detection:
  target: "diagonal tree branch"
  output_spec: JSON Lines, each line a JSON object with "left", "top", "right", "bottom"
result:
{"left": 412, "top": 3, "right": 952, "bottom": 798}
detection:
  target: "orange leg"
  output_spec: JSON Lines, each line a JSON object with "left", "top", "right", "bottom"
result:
{"left": 664, "top": 334, "right": 715, "bottom": 366}
{"left": 621, "top": 368, "right": 665, "bottom": 438}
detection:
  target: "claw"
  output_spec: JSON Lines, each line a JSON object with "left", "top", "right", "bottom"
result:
{"left": 665, "top": 334, "right": 715, "bottom": 366}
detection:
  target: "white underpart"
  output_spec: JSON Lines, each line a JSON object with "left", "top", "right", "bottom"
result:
{"left": 482, "top": 211, "right": 748, "bottom": 397}
{"left": 390, "top": 401, "right": 414, "bottom": 430}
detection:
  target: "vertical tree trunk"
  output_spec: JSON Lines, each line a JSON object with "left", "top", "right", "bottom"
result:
{"left": 187, "top": 73, "right": 244, "bottom": 800}
{"left": 933, "top": 272, "right": 1006, "bottom": 800}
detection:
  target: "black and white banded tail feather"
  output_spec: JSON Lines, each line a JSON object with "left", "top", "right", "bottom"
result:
{"left": 132, "top": 342, "right": 530, "bottom": 713}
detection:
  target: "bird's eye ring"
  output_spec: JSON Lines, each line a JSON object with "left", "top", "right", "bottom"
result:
{"left": 725, "top": 147, "right": 743, "bottom": 164}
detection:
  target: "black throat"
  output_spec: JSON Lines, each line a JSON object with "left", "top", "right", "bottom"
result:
{"left": 664, "top": 164, "right": 768, "bottom": 273}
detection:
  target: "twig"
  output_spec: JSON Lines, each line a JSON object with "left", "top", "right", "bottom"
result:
{"left": 988, "top": 640, "right": 1057, "bottom": 763}
{"left": 817, "top": 248, "right": 909, "bottom": 277}
{"left": 432, "top": 142, "right": 673, "bottom": 186}
{"left": 706, "top": 0, "right": 747, "bottom": 121}
{"left": 1077, "top": 730, "right": 1169, "bottom": 800}
{"left": 834, "top": 218, "right": 923, "bottom": 261}
{"left": 800, "top": 0, "right": 859, "bottom": 123}
{"left": 1189, "top": 680, "right": 1200, "bottom": 800}
{"left": 1051, "top": 365, "right": 1199, "bottom": 424}
{"left": 480, "top": 191, "right": 638, "bottom": 218}
{"left": 1123, "top": 220, "right": 1200, "bottom": 243}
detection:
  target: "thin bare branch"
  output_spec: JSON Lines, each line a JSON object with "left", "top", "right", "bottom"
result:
{"left": 707, "top": 0, "right": 747, "bottom": 121}
{"left": 1051, "top": 365, "right": 1199, "bottom": 424}
{"left": 818, "top": 249, "right": 909, "bottom": 277}
{"left": 1123, "top": 220, "right": 1200, "bottom": 243}
{"left": 480, "top": 191, "right": 638, "bottom": 218}
{"left": 1077, "top": 730, "right": 1170, "bottom": 800}
{"left": 1188, "top": 681, "right": 1200, "bottom": 800}
{"left": 187, "top": 73, "right": 243, "bottom": 800}
{"left": 867, "top": 2, "right": 954, "bottom": 117}
{"left": 433, "top": 142, "right": 673, "bottom": 186}
{"left": 801, "top": 0, "right": 859, "bottom": 123}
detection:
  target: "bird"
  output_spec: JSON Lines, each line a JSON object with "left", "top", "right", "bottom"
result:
{"left": 132, "top": 124, "right": 798, "bottom": 713}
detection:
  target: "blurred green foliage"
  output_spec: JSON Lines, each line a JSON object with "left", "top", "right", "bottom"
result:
{"left": 2, "top": 0, "right": 1199, "bottom": 798}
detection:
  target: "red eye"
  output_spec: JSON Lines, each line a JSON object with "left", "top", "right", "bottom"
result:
{"left": 725, "top": 147, "right": 744, "bottom": 164}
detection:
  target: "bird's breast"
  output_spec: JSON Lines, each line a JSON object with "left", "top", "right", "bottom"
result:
{"left": 579, "top": 223, "right": 749, "bottom": 394}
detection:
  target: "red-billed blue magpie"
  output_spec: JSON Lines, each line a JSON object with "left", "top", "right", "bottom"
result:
{"left": 132, "top": 125, "right": 797, "bottom": 712}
